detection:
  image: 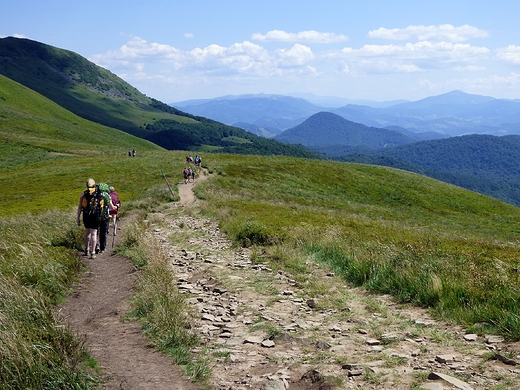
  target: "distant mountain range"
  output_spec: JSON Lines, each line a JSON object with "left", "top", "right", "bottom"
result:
{"left": 172, "top": 91, "right": 520, "bottom": 138}
{"left": 273, "top": 112, "right": 417, "bottom": 156}
{"left": 178, "top": 91, "right": 520, "bottom": 204}
{"left": 3, "top": 36, "right": 520, "bottom": 207}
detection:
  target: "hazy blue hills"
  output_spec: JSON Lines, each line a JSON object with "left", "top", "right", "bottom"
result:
{"left": 352, "top": 90, "right": 520, "bottom": 136}
{"left": 174, "top": 90, "right": 520, "bottom": 138}
{"left": 173, "top": 94, "right": 322, "bottom": 134}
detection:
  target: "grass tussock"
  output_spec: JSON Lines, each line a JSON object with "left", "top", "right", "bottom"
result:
{"left": 117, "top": 217, "right": 210, "bottom": 384}
{"left": 0, "top": 211, "right": 98, "bottom": 388}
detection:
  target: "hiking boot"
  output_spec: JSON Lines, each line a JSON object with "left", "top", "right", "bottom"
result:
{"left": 83, "top": 249, "right": 88, "bottom": 256}
{"left": 91, "top": 253, "right": 96, "bottom": 259}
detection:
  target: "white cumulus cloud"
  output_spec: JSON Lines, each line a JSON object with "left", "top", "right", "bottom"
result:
{"left": 495, "top": 45, "right": 520, "bottom": 65}
{"left": 275, "top": 44, "right": 314, "bottom": 67}
{"left": 368, "top": 24, "right": 488, "bottom": 43}
{"left": 251, "top": 30, "right": 348, "bottom": 43}
{"left": 332, "top": 41, "right": 490, "bottom": 74}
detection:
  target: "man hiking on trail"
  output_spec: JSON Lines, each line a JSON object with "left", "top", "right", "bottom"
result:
{"left": 96, "top": 183, "right": 116, "bottom": 254}
{"left": 77, "top": 178, "right": 103, "bottom": 259}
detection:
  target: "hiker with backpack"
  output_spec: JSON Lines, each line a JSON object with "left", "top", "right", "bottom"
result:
{"left": 109, "top": 186, "right": 121, "bottom": 237}
{"left": 183, "top": 167, "right": 190, "bottom": 184}
{"left": 77, "top": 178, "right": 104, "bottom": 259}
{"left": 96, "top": 183, "right": 116, "bottom": 254}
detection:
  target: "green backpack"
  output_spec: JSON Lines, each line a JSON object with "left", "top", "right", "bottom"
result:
{"left": 98, "top": 183, "right": 111, "bottom": 220}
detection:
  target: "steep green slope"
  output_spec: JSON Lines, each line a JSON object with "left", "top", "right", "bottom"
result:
{"left": 0, "top": 36, "right": 195, "bottom": 137}
{"left": 0, "top": 74, "right": 160, "bottom": 163}
{"left": 0, "top": 37, "right": 320, "bottom": 158}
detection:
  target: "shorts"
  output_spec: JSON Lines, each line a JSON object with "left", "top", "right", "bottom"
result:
{"left": 83, "top": 213, "right": 101, "bottom": 229}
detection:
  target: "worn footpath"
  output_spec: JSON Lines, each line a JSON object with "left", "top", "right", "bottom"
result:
{"left": 61, "top": 172, "right": 520, "bottom": 389}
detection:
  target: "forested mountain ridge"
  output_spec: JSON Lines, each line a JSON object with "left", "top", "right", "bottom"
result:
{"left": 274, "top": 112, "right": 416, "bottom": 156}
{"left": 0, "top": 36, "right": 320, "bottom": 158}
{"left": 341, "top": 134, "right": 520, "bottom": 206}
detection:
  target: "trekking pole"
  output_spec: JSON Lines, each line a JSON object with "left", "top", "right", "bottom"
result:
{"left": 112, "top": 215, "right": 117, "bottom": 248}
{"left": 161, "top": 170, "right": 175, "bottom": 198}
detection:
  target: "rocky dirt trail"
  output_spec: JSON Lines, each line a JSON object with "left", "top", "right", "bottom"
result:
{"left": 57, "top": 196, "right": 201, "bottom": 389}
{"left": 60, "top": 172, "right": 520, "bottom": 389}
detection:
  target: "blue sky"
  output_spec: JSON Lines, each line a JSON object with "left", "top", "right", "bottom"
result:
{"left": 2, "top": 0, "right": 520, "bottom": 103}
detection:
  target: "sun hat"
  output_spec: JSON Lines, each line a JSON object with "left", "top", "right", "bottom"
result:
{"left": 86, "top": 178, "right": 96, "bottom": 188}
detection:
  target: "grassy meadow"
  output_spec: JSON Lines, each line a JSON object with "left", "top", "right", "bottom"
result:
{"left": 196, "top": 154, "right": 520, "bottom": 338}
{"left": 3, "top": 69, "right": 520, "bottom": 387}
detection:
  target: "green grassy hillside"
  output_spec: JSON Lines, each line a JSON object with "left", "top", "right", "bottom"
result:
{"left": 3, "top": 71, "right": 520, "bottom": 334}
{"left": 196, "top": 154, "right": 520, "bottom": 338}
{"left": 0, "top": 37, "right": 321, "bottom": 158}
{"left": 3, "top": 73, "right": 520, "bottom": 387}
{"left": 0, "top": 74, "right": 171, "bottom": 216}
{"left": 0, "top": 36, "right": 194, "bottom": 136}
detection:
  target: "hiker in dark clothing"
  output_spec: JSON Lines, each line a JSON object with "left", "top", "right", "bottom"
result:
{"left": 77, "top": 178, "right": 100, "bottom": 259}
{"left": 97, "top": 185, "right": 117, "bottom": 254}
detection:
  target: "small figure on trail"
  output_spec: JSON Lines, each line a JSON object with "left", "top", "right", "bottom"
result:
{"left": 96, "top": 183, "right": 115, "bottom": 254}
{"left": 77, "top": 178, "right": 103, "bottom": 259}
{"left": 186, "top": 155, "right": 191, "bottom": 164}
{"left": 132, "top": 149, "right": 136, "bottom": 157}
{"left": 195, "top": 155, "right": 201, "bottom": 167}
{"left": 183, "top": 167, "right": 190, "bottom": 184}
{"left": 128, "top": 150, "right": 132, "bottom": 157}
{"left": 191, "top": 168, "right": 196, "bottom": 182}
{"left": 109, "top": 186, "right": 121, "bottom": 236}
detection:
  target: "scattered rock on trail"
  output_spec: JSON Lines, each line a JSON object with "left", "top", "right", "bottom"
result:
{"left": 149, "top": 201, "right": 520, "bottom": 390}
{"left": 59, "top": 174, "right": 520, "bottom": 390}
